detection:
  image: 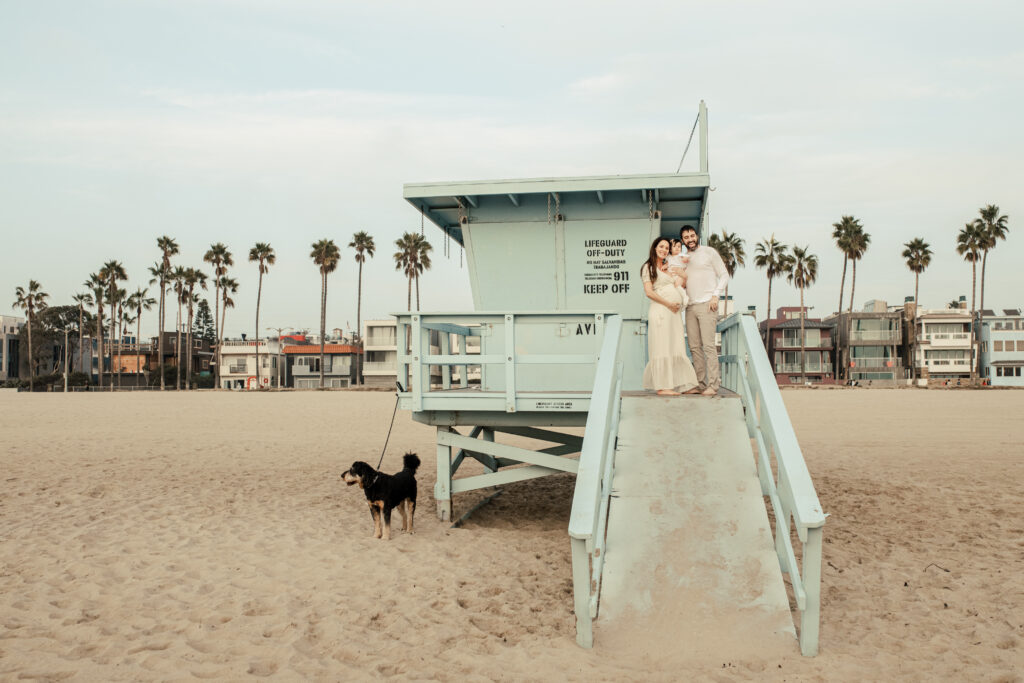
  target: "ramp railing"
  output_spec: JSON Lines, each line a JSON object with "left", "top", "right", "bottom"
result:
{"left": 567, "top": 314, "right": 624, "bottom": 648}
{"left": 718, "top": 313, "right": 827, "bottom": 656}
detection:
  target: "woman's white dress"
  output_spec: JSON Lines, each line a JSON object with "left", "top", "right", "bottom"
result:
{"left": 642, "top": 267, "right": 698, "bottom": 393}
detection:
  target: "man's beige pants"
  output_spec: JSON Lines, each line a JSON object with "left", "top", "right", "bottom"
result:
{"left": 685, "top": 301, "right": 720, "bottom": 391}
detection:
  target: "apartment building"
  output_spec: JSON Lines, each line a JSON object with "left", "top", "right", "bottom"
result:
{"left": 981, "top": 308, "right": 1024, "bottom": 387}
{"left": 827, "top": 300, "right": 904, "bottom": 383}
{"left": 0, "top": 315, "right": 24, "bottom": 382}
{"left": 362, "top": 319, "right": 399, "bottom": 388}
{"left": 908, "top": 308, "right": 974, "bottom": 382}
{"left": 759, "top": 307, "right": 837, "bottom": 385}
{"left": 219, "top": 338, "right": 282, "bottom": 389}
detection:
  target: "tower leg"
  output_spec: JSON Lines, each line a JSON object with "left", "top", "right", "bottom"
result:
{"left": 435, "top": 427, "right": 452, "bottom": 521}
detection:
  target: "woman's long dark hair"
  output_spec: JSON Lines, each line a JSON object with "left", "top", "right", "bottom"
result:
{"left": 641, "top": 237, "right": 670, "bottom": 282}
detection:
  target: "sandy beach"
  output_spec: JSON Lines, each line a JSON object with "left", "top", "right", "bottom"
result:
{"left": 1, "top": 389, "right": 1021, "bottom": 681}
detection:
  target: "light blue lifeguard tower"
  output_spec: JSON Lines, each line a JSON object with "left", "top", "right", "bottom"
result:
{"left": 396, "top": 102, "right": 826, "bottom": 656}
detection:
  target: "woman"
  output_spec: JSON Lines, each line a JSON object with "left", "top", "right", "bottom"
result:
{"left": 641, "top": 237, "right": 699, "bottom": 396}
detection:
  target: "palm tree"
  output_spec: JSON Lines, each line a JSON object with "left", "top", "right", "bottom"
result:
{"left": 831, "top": 216, "right": 861, "bottom": 315}
{"left": 113, "top": 287, "right": 127, "bottom": 387}
{"left": 902, "top": 238, "right": 933, "bottom": 382}
{"left": 155, "top": 236, "right": 179, "bottom": 390}
{"left": 170, "top": 265, "right": 188, "bottom": 389}
{"left": 974, "top": 204, "right": 1009, "bottom": 379}
{"left": 786, "top": 246, "right": 818, "bottom": 384}
{"left": 71, "top": 292, "right": 93, "bottom": 373}
{"left": 845, "top": 224, "right": 870, "bottom": 315}
{"left": 956, "top": 223, "right": 984, "bottom": 385}
{"left": 947, "top": 299, "right": 962, "bottom": 310}
{"left": 100, "top": 261, "right": 127, "bottom": 391}
{"left": 349, "top": 231, "right": 375, "bottom": 386}
{"left": 754, "top": 235, "right": 792, "bottom": 325}
{"left": 218, "top": 276, "right": 239, "bottom": 368}
{"left": 182, "top": 268, "right": 208, "bottom": 389}
{"left": 85, "top": 273, "right": 106, "bottom": 387}
{"left": 414, "top": 235, "right": 433, "bottom": 311}
{"left": 128, "top": 287, "right": 155, "bottom": 383}
{"left": 311, "top": 239, "right": 341, "bottom": 389}
{"left": 249, "top": 243, "right": 276, "bottom": 389}
{"left": 204, "top": 243, "right": 233, "bottom": 390}
{"left": 394, "top": 233, "right": 418, "bottom": 312}
{"left": 12, "top": 281, "right": 48, "bottom": 390}
{"left": 394, "top": 233, "right": 433, "bottom": 311}
{"left": 708, "top": 230, "right": 746, "bottom": 316}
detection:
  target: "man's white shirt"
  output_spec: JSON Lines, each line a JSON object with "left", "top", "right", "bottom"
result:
{"left": 683, "top": 245, "right": 729, "bottom": 304}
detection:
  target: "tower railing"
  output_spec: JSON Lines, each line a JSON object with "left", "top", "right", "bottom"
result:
{"left": 718, "top": 312, "right": 827, "bottom": 656}
{"left": 567, "top": 315, "right": 623, "bottom": 648}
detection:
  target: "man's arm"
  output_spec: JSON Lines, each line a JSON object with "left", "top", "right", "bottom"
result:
{"left": 708, "top": 248, "right": 729, "bottom": 312}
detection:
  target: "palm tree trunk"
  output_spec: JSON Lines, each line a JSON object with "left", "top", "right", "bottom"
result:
{"left": 970, "top": 262, "right": 977, "bottom": 385}
{"left": 838, "top": 257, "right": 847, "bottom": 315}
{"left": 27, "top": 312, "right": 33, "bottom": 392}
{"left": 176, "top": 299, "right": 183, "bottom": 390}
{"left": 78, "top": 305, "right": 84, "bottom": 374}
{"left": 136, "top": 313, "right": 142, "bottom": 384}
{"left": 159, "top": 283, "right": 166, "bottom": 390}
{"left": 912, "top": 273, "right": 920, "bottom": 383}
{"left": 116, "top": 312, "right": 123, "bottom": 389}
{"left": 320, "top": 270, "right": 327, "bottom": 389}
{"left": 213, "top": 281, "right": 220, "bottom": 390}
{"left": 97, "top": 306, "right": 104, "bottom": 389}
{"left": 800, "top": 287, "right": 806, "bottom": 384}
{"left": 255, "top": 271, "right": 263, "bottom": 389}
{"left": 415, "top": 273, "right": 420, "bottom": 312}
{"left": 356, "top": 261, "right": 363, "bottom": 386}
{"left": 186, "top": 301, "right": 194, "bottom": 390}
{"left": 766, "top": 276, "right": 773, "bottom": 326}
{"left": 220, "top": 292, "right": 228, "bottom": 389}
{"left": 109, "top": 291, "right": 116, "bottom": 392}
{"left": 978, "top": 252, "right": 988, "bottom": 382}
{"left": 848, "top": 260, "right": 857, "bottom": 315}
{"left": 407, "top": 274, "right": 412, "bottom": 312}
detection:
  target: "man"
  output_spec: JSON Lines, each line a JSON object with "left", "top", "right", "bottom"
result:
{"left": 681, "top": 225, "right": 728, "bottom": 396}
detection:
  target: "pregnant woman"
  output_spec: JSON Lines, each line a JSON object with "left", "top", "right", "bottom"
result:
{"left": 641, "top": 237, "right": 699, "bottom": 396}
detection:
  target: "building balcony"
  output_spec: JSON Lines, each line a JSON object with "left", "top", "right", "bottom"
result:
{"left": 921, "top": 332, "right": 971, "bottom": 347}
{"left": 776, "top": 339, "right": 832, "bottom": 349}
{"left": 849, "top": 360, "right": 902, "bottom": 370}
{"left": 363, "top": 361, "right": 397, "bottom": 375}
{"left": 775, "top": 363, "right": 834, "bottom": 375}
{"left": 849, "top": 331, "right": 900, "bottom": 343}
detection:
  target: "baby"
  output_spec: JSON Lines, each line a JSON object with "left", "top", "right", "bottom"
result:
{"left": 666, "top": 239, "right": 689, "bottom": 284}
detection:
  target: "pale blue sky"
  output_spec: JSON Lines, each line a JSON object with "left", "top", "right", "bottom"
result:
{"left": 3, "top": 1, "right": 1021, "bottom": 336}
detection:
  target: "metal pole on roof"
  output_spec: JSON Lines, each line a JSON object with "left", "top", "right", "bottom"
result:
{"left": 699, "top": 100, "right": 708, "bottom": 173}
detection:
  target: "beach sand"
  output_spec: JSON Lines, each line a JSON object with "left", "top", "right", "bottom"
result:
{"left": 1, "top": 389, "right": 1021, "bottom": 681}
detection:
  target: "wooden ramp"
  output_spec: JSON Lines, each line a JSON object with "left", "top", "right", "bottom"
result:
{"left": 593, "top": 395, "right": 797, "bottom": 660}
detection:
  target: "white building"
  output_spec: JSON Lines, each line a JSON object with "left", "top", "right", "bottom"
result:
{"left": 362, "top": 319, "right": 399, "bottom": 388}
{"left": 218, "top": 338, "right": 282, "bottom": 389}
{"left": 981, "top": 309, "right": 1024, "bottom": 387}
{"left": 911, "top": 308, "right": 975, "bottom": 382}
{"left": 0, "top": 314, "right": 25, "bottom": 382}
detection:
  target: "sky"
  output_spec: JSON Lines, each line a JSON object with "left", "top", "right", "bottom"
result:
{"left": 2, "top": 1, "right": 1022, "bottom": 338}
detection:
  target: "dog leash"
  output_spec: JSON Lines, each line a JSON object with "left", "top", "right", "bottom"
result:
{"left": 375, "top": 382, "right": 403, "bottom": 471}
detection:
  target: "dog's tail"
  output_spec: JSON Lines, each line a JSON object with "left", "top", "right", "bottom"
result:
{"left": 403, "top": 452, "right": 421, "bottom": 473}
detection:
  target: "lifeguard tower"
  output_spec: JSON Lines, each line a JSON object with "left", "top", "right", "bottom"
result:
{"left": 396, "top": 103, "right": 826, "bottom": 657}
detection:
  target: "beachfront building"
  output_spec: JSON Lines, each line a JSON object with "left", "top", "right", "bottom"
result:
{"left": 759, "top": 307, "right": 837, "bottom": 385}
{"left": 283, "top": 342, "right": 360, "bottom": 389}
{"left": 908, "top": 307, "right": 974, "bottom": 384}
{"left": 827, "top": 300, "right": 904, "bottom": 384}
{"left": 0, "top": 315, "right": 24, "bottom": 382}
{"left": 142, "top": 331, "right": 214, "bottom": 385}
{"left": 218, "top": 338, "right": 282, "bottom": 389}
{"left": 980, "top": 308, "right": 1024, "bottom": 387}
{"left": 362, "top": 319, "right": 399, "bottom": 388}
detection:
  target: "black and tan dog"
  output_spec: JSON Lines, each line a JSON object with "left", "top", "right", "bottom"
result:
{"left": 341, "top": 453, "right": 420, "bottom": 540}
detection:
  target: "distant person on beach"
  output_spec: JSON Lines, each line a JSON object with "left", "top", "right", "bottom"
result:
{"left": 640, "top": 237, "right": 699, "bottom": 396}
{"left": 680, "top": 225, "right": 728, "bottom": 397}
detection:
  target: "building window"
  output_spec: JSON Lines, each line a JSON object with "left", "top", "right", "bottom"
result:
{"left": 994, "top": 341, "right": 1003, "bottom": 352}
{"left": 1018, "top": 340, "right": 1024, "bottom": 352}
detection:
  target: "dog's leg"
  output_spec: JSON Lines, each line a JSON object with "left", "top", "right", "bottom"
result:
{"left": 398, "top": 499, "right": 409, "bottom": 533}
{"left": 407, "top": 499, "right": 415, "bottom": 534}
{"left": 369, "top": 501, "right": 381, "bottom": 539}
{"left": 382, "top": 505, "right": 392, "bottom": 541}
